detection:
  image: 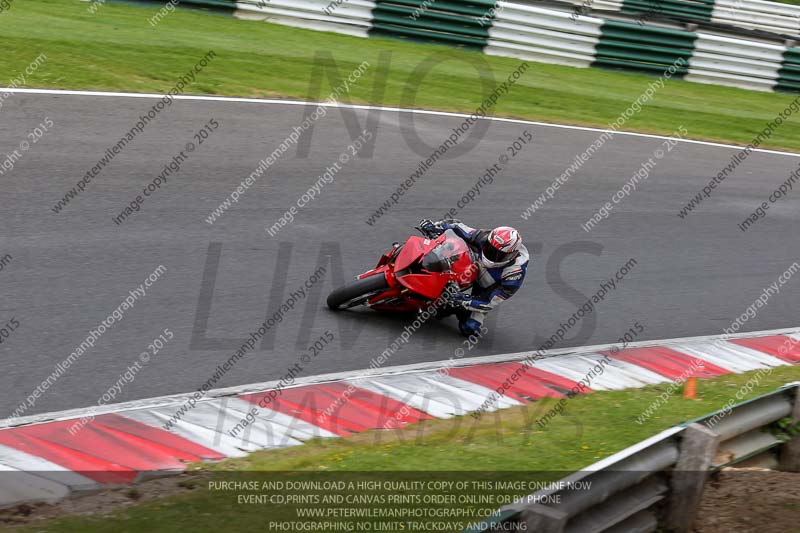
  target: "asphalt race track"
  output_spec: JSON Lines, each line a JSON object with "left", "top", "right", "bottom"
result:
{"left": 0, "top": 91, "right": 798, "bottom": 416}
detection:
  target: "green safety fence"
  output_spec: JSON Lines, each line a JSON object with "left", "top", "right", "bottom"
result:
{"left": 102, "top": 0, "right": 799, "bottom": 93}
{"left": 620, "top": 0, "right": 714, "bottom": 24}
{"left": 368, "top": 0, "right": 498, "bottom": 49}
{"left": 165, "top": 0, "right": 237, "bottom": 13}
{"left": 593, "top": 20, "right": 696, "bottom": 75}
{"left": 777, "top": 47, "right": 800, "bottom": 92}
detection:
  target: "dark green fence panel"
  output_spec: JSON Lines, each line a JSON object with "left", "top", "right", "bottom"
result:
{"left": 620, "top": 0, "right": 714, "bottom": 24}
{"left": 369, "top": 0, "right": 498, "bottom": 49}
{"left": 378, "top": 0, "right": 495, "bottom": 17}
{"left": 776, "top": 47, "right": 800, "bottom": 92}
{"left": 594, "top": 21, "right": 696, "bottom": 76}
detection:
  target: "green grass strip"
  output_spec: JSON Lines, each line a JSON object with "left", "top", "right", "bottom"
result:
{"left": 0, "top": 0, "right": 799, "bottom": 151}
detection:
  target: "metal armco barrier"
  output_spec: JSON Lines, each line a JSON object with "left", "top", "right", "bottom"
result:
{"left": 234, "top": 0, "right": 376, "bottom": 38}
{"left": 711, "top": 0, "right": 800, "bottom": 36}
{"left": 465, "top": 382, "right": 800, "bottom": 533}
{"left": 685, "top": 32, "right": 788, "bottom": 91}
{"left": 557, "top": 0, "right": 800, "bottom": 37}
{"left": 484, "top": 3, "right": 604, "bottom": 68}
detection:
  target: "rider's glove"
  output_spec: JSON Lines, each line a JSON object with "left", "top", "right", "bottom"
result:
{"left": 418, "top": 219, "right": 444, "bottom": 237}
{"left": 443, "top": 291, "right": 472, "bottom": 309}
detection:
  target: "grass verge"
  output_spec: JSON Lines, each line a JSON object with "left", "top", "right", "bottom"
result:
{"left": 5, "top": 365, "right": 799, "bottom": 532}
{"left": 1, "top": 0, "right": 800, "bottom": 151}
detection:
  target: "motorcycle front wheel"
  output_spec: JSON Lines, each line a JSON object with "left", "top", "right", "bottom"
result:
{"left": 326, "top": 273, "right": 389, "bottom": 310}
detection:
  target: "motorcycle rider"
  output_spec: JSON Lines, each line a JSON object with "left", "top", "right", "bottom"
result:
{"left": 418, "top": 219, "right": 528, "bottom": 337}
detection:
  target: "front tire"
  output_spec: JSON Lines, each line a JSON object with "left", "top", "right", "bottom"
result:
{"left": 326, "top": 274, "right": 389, "bottom": 310}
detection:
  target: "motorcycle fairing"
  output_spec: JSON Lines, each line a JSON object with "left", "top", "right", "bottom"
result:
{"left": 347, "top": 230, "right": 478, "bottom": 312}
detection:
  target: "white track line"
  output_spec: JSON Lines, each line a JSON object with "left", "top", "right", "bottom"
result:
{"left": 3, "top": 87, "right": 799, "bottom": 158}
{"left": 2, "top": 326, "right": 798, "bottom": 429}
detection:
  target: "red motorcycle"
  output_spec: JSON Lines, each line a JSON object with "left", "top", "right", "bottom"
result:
{"left": 327, "top": 226, "right": 479, "bottom": 312}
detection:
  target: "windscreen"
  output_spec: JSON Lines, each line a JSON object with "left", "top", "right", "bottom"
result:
{"left": 421, "top": 230, "right": 470, "bottom": 272}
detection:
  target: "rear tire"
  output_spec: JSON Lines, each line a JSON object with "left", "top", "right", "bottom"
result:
{"left": 326, "top": 274, "right": 389, "bottom": 310}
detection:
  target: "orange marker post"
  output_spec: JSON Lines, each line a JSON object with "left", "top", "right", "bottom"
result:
{"left": 683, "top": 377, "right": 697, "bottom": 399}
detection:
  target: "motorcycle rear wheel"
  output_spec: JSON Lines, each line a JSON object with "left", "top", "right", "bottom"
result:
{"left": 327, "top": 273, "right": 389, "bottom": 310}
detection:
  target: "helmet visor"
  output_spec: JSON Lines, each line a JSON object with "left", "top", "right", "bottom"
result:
{"left": 482, "top": 241, "right": 514, "bottom": 264}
